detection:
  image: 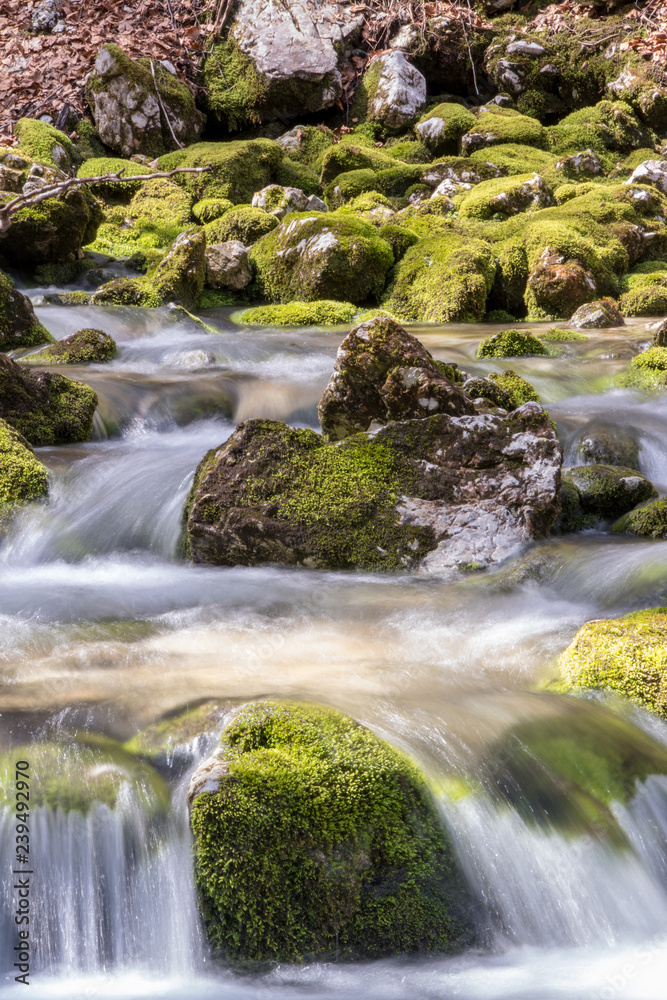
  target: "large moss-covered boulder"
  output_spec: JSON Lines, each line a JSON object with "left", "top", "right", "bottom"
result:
{"left": 569, "top": 297, "right": 625, "bottom": 329}
{"left": 318, "top": 317, "right": 474, "bottom": 441}
{"left": 202, "top": 0, "right": 361, "bottom": 130}
{"left": 525, "top": 249, "right": 601, "bottom": 320}
{"left": 477, "top": 329, "right": 548, "bottom": 359}
{"left": 385, "top": 234, "right": 496, "bottom": 322}
{"left": 0, "top": 354, "right": 97, "bottom": 446}
{"left": 549, "top": 101, "right": 653, "bottom": 158}
{"left": 613, "top": 499, "right": 667, "bottom": 538}
{"left": 85, "top": 44, "right": 203, "bottom": 157}
{"left": 415, "top": 103, "right": 477, "bottom": 156}
{"left": 564, "top": 464, "right": 657, "bottom": 520}
{"left": 461, "top": 108, "right": 546, "bottom": 154}
{"left": 188, "top": 700, "right": 472, "bottom": 962}
{"left": 0, "top": 271, "right": 53, "bottom": 351}
{"left": 559, "top": 609, "right": 667, "bottom": 717}
{"left": 204, "top": 205, "right": 278, "bottom": 246}
{"left": 23, "top": 328, "right": 117, "bottom": 366}
{"left": 0, "top": 733, "right": 169, "bottom": 815}
{"left": 0, "top": 418, "right": 49, "bottom": 517}
{"left": 458, "top": 173, "right": 553, "bottom": 221}
{"left": 93, "top": 230, "right": 206, "bottom": 309}
{"left": 158, "top": 140, "right": 283, "bottom": 204}
{"left": 14, "top": 118, "right": 75, "bottom": 171}
{"left": 250, "top": 214, "right": 393, "bottom": 305}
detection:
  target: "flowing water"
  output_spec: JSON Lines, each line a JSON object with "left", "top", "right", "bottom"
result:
{"left": 2, "top": 290, "right": 667, "bottom": 998}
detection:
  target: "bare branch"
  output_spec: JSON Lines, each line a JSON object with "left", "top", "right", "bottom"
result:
{"left": 0, "top": 165, "right": 211, "bottom": 233}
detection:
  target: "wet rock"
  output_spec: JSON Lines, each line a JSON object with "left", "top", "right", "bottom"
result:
{"left": 526, "top": 249, "right": 599, "bottom": 320}
{"left": 0, "top": 418, "right": 49, "bottom": 518}
{"left": 653, "top": 318, "right": 667, "bottom": 347}
{"left": 124, "top": 699, "right": 237, "bottom": 771}
{"left": 565, "top": 464, "right": 657, "bottom": 520}
{"left": 559, "top": 608, "right": 667, "bottom": 717}
{"left": 86, "top": 44, "right": 203, "bottom": 157}
{"left": 188, "top": 701, "right": 472, "bottom": 961}
{"left": 613, "top": 499, "right": 667, "bottom": 538}
{"left": 0, "top": 353, "right": 98, "bottom": 446}
{"left": 355, "top": 51, "right": 427, "bottom": 129}
{"left": 576, "top": 424, "right": 639, "bottom": 470}
{"left": 0, "top": 271, "right": 53, "bottom": 351}
{"left": 22, "top": 328, "right": 117, "bottom": 366}
{"left": 318, "top": 317, "right": 475, "bottom": 441}
{"left": 205, "top": 241, "right": 251, "bottom": 291}
{"left": 568, "top": 298, "right": 625, "bottom": 329}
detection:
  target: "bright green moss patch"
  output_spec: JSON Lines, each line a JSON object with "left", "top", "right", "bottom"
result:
{"left": 378, "top": 224, "right": 419, "bottom": 260}
{"left": 477, "top": 329, "right": 548, "bottom": 359}
{"left": 468, "top": 143, "right": 555, "bottom": 176}
{"left": 22, "top": 328, "right": 117, "bottom": 365}
{"left": 325, "top": 168, "right": 378, "bottom": 207}
{"left": 203, "top": 39, "right": 268, "bottom": 130}
{"left": 76, "top": 157, "right": 148, "bottom": 199}
{"left": 158, "top": 140, "right": 283, "bottom": 204}
{"left": 0, "top": 271, "right": 53, "bottom": 351}
{"left": 540, "top": 327, "right": 588, "bottom": 342}
{"left": 0, "top": 354, "right": 98, "bottom": 447}
{"left": 620, "top": 286, "right": 667, "bottom": 317}
{"left": 238, "top": 301, "right": 356, "bottom": 327}
{"left": 613, "top": 499, "right": 667, "bottom": 538}
{"left": 204, "top": 206, "right": 278, "bottom": 246}
{"left": 416, "top": 103, "right": 477, "bottom": 154}
{"left": 190, "top": 700, "right": 472, "bottom": 962}
{"left": 0, "top": 418, "right": 48, "bottom": 515}
{"left": 462, "top": 109, "right": 547, "bottom": 152}
{"left": 559, "top": 609, "right": 667, "bottom": 717}
{"left": 193, "top": 198, "right": 234, "bottom": 224}
{"left": 0, "top": 734, "right": 170, "bottom": 815}
{"left": 385, "top": 139, "right": 432, "bottom": 163}
{"left": 14, "top": 118, "right": 75, "bottom": 169}
{"left": 548, "top": 101, "right": 652, "bottom": 157}
{"left": 487, "top": 370, "right": 539, "bottom": 407}
{"left": 458, "top": 173, "right": 553, "bottom": 221}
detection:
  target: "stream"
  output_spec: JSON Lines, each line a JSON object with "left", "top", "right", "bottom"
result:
{"left": 2, "top": 288, "right": 667, "bottom": 999}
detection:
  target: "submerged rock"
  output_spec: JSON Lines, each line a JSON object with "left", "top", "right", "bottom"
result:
{"left": 0, "top": 271, "right": 53, "bottom": 351}
{"left": 188, "top": 700, "right": 472, "bottom": 962}
{"left": 0, "top": 354, "right": 97, "bottom": 446}
{"left": 559, "top": 608, "right": 667, "bottom": 717}
{"left": 564, "top": 464, "right": 657, "bottom": 520}
{"left": 124, "top": 699, "right": 238, "bottom": 770}
{"left": 185, "top": 321, "right": 561, "bottom": 572}
{"left": 576, "top": 424, "right": 639, "bottom": 470}
{"left": 0, "top": 418, "right": 49, "bottom": 517}
{"left": 568, "top": 298, "right": 625, "bottom": 329}
{"left": 23, "top": 328, "right": 117, "bottom": 365}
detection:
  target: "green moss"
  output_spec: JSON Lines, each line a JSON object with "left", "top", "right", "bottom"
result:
{"left": 0, "top": 418, "right": 48, "bottom": 515}
{"left": 192, "top": 198, "right": 234, "bottom": 224}
{"left": 0, "top": 271, "right": 53, "bottom": 350}
{"left": 204, "top": 206, "right": 278, "bottom": 246}
{"left": 346, "top": 191, "right": 393, "bottom": 214}
{"left": 376, "top": 163, "right": 424, "bottom": 197}
{"left": 477, "top": 328, "right": 547, "bottom": 359}
{"left": 620, "top": 260, "right": 667, "bottom": 293}
{"left": 385, "top": 234, "right": 496, "bottom": 323}
{"left": 462, "top": 108, "right": 546, "bottom": 152}
{"left": 468, "top": 143, "right": 555, "bottom": 176}
{"left": 378, "top": 224, "right": 420, "bottom": 261}
{"left": 325, "top": 169, "right": 378, "bottom": 207}
{"left": 124, "top": 700, "right": 235, "bottom": 764}
{"left": 487, "top": 370, "right": 539, "bottom": 407}
{"left": 0, "top": 733, "right": 169, "bottom": 815}
{"left": 559, "top": 608, "right": 667, "bottom": 717}
{"left": 250, "top": 214, "right": 394, "bottom": 305}
{"left": 14, "top": 118, "right": 75, "bottom": 170}
{"left": 319, "top": 143, "right": 395, "bottom": 187}
{"left": 22, "top": 328, "right": 117, "bottom": 365}
{"left": 238, "top": 301, "right": 356, "bottom": 327}
{"left": 200, "top": 289, "right": 236, "bottom": 308}
{"left": 190, "top": 700, "right": 471, "bottom": 962}
{"left": 72, "top": 119, "right": 106, "bottom": 161}
{"left": 566, "top": 464, "right": 657, "bottom": 519}
{"left": 620, "top": 286, "right": 667, "bottom": 317}
{"left": 274, "top": 158, "right": 320, "bottom": 196}
{"left": 2, "top": 184, "right": 103, "bottom": 267}
{"left": 203, "top": 39, "right": 268, "bottom": 131}
{"left": 279, "top": 125, "right": 335, "bottom": 173}
{"left": 0, "top": 355, "right": 98, "bottom": 446}
{"left": 158, "top": 140, "right": 283, "bottom": 204}
{"left": 540, "top": 327, "right": 588, "bottom": 342}
{"left": 385, "top": 139, "right": 432, "bottom": 164}
{"left": 416, "top": 103, "right": 478, "bottom": 155}
{"left": 76, "top": 157, "right": 148, "bottom": 199}
{"left": 548, "top": 101, "right": 653, "bottom": 157}
{"left": 459, "top": 173, "right": 553, "bottom": 222}
{"left": 613, "top": 499, "right": 667, "bottom": 538}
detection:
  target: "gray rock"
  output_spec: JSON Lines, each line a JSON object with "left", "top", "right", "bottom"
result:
{"left": 251, "top": 184, "right": 309, "bottom": 218}
{"left": 31, "top": 0, "right": 58, "bottom": 33}
{"left": 555, "top": 149, "right": 603, "bottom": 177}
{"left": 565, "top": 464, "right": 657, "bottom": 519}
{"left": 494, "top": 59, "right": 526, "bottom": 94}
{"left": 576, "top": 424, "right": 639, "bottom": 470}
{"left": 506, "top": 41, "right": 546, "bottom": 57}
{"left": 205, "top": 241, "right": 251, "bottom": 291}
{"left": 569, "top": 298, "right": 625, "bottom": 329}
{"left": 361, "top": 52, "right": 427, "bottom": 128}
{"left": 625, "top": 160, "right": 667, "bottom": 195}
{"left": 86, "top": 44, "right": 203, "bottom": 157}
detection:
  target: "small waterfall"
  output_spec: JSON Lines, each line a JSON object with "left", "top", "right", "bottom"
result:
{"left": 0, "top": 785, "right": 205, "bottom": 979}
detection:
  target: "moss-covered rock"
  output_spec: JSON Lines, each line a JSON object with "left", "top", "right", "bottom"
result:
{"left": 569, "top": 297, "right": 625, "bottom": 329}
{"left": 459, "top": 173, "right": 553, "bottom": 221}
{"left": 620, "top": 286, "right": 667, "bottom": 317}
{"left": 76, "top": 156, "right": 148, "bottom": 200}
{"left": 94, "top": 229, "right": 206, "bottom": 309}
{"left": 468, "top": 143, "right": 555, "bottom": 176}
{"left": 548, "top": 101, "right": 653, "bottom": 158}
{"left": 613, "top": 499, "right": 667, "bottom": 538}
{"left": 0, "top": 353, "right": 97, "bottom": 446}
{"left": 319, "top": 142, "right": 396, "bottom": 187}
{"left": 0, "top": 733, "right": 170, "bottom": 815}
{"left": 189, "top": 701, "right": 472, "bottom": 962}
{"left": 324, "top": 168, "right": 378, "bottom": 208}
{"left": 204, "top": 206, "right": 278, "bottom": 246}
{"left": 22, "top": 328, "right": 117, "bottom": 365}
{"left": 415, "top": 103, "right": 477, "bottom": 155}
{"left": 250, "top": 214, "right": 393, "bottom": 305}
{"left": 239, "top": 301, "right": 356, "bottom": 327}
{"left": 461, "top": 108, "right": 546, "bottom": 155}
{"left": 577, "top": 424, "right": 639, "bottom": 470}
{"left": 0, "top": 271, "right": 53, "bottom": 351}
{"left": 385, "top": 234, "right": 496, "bottom": 323}
{"left": 277, "top": 124, "right": 336, "bottom": 174}
{"left": 0, "top": 417, "right": 49, "bottom": 516}
{"left": 192, "top": 198, "right": 234, "bottom": 224}
{"left": 86, "top": 44, "right": 203, "bottom": 157}
{"left": 124, "top": 700, "right": 236, "bottom": 769}
{"left": 1, "top": 176, "right": 102, "bottom": 266}
{"left": 14, "top": 118, "right": 75, "bottom": 171}
{"left": 157, "top": 140, "right": 283, "bottom": 204}
{"left": 377, "top": 224, "right": 420, "bottom": 261}
{"left": 352, "top": 52, "right": 427, "bottom": 130}
{"left": 565, "top": 464, "right": 657, "bottom": 520}
{"left": 486, "top": 370, "right": 540, "bottom": 408}
{"left": 558, "top": 608, "right": 667, "bottom": 717}
{"left": 85, "top": 176, "right": 193, "bottom": 269}
{"left": 477, "top": 329, "right": 548, "bottom": 359}
{"left": 385, "top": 139, "right": 432, "bottom": 164}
